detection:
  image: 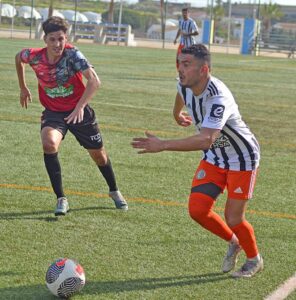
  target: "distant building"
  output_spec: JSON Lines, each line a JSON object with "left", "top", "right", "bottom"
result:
{"left": 147, "top": 23, "right": 177, "bottom": 40}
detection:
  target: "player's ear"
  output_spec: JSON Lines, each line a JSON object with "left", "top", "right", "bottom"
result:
{"left": 200, "top": 64, "right": 209, "bottom": 74}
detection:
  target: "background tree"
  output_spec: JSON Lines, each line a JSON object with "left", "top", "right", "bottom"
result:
{"left": 208, "top": 0, "right": 225, "bottom": 42}
{"left": 213, "top": 0, "right": 225, "bottom": 22}
{"left": 48, "top": 0, "right": 54, "bottom": 18}
{"left": 160, "top": 0, "right": 165, "bottom": 42}
{"left": 108, "top": 0, "right": 114, "bottom": 23}
{"left": 102, "top": 8, "right": 158, "bottom": 34}
{"left": 260, "top": 2, "right": 283, "bottom": 45}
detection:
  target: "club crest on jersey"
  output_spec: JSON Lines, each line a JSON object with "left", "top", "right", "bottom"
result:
{"left": 209, "top": 104, "right": 225, "bottom": 122}
{"left": 197, "top": 169, "right": 206, "bottom": 180}
{"left": 211, "top": 135, "right": 231, "bottom": 149}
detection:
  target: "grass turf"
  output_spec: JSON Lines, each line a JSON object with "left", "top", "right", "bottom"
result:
{"left": 0, "top": 38, "right": 296, "bottom": 299}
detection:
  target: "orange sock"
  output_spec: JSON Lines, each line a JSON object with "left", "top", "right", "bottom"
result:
{"left": 189, "top": 193, "right": 233, "bottom": 242}
{"left": 230, "top": 220, "right": 259, "bottom": 259}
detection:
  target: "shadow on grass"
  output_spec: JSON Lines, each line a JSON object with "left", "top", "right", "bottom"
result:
{"left": 0, "top": 272, "right": 231, "bottom": 299}
{"left": 0, "top": 206, "right": 115, "bottom": 222}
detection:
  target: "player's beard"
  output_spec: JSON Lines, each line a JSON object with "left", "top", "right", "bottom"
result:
{"left": 179, "top": 75, "right": 198, "bottom": 88}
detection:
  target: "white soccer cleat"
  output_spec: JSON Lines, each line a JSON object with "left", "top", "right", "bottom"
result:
{"left": 232, "top": 255, "right": 264, "bottom": 278}
{"left": 222, "top": 242, "right": 242, "bottom": 273}
{"left": 109, "top": 190, "right": 128, "bottom": 211}
{"left": 54, "top": 197, "right": 70, "bottom": 216}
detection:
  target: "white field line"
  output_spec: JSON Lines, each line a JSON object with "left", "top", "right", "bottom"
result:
{"left": 96, "top": 99, "right": 296, "bottom": 111}
{"left": 238, "top": 59, "right": 288, "bottom": 63}
{"left": 96, "top": 101, "right": 170, "bottom": 112}
{"left": 265, "top": 272, "right": 296, "bottom": 300}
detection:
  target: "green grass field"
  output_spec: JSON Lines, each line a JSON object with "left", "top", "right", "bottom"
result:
{"left": 0, "top": 38, "right": 296, "bottom": 300}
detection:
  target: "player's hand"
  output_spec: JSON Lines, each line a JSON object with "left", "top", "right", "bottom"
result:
{"left": 20, "top": 87, "right": 32, "bottom": 109}
{"left": 132, "top": 131, "right": 164, "bottom": 154}
{"left": 175, "top": 111, "right": 192, "bottom": 127}
{"left": 64, "top": 106, "right": 84, "bottom": 124}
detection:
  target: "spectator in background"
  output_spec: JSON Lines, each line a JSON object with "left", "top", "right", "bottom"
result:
{"left": 174, "top": 7, "right": 199, "bottom": 70}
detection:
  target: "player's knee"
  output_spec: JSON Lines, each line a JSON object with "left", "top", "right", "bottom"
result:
{"left": 42, "top": 140, "right": 59, "bottom": 153}
{"left": 89, "top": 147, "right": 108, "bottom": 166}
{"left": 224, "top": 214, "right": 244, "bottom": 228}
{"left": 224, "top": 204, "right": 246, "bottom": 227}
{"left": 96, "top": 155, "right": 108, "bottom": 166}
{"left": 188, "top": 193, "right": 214, "bottom": 222}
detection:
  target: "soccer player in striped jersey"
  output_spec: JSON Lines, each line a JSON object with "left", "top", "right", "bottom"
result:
{"left": 15, "top": 17, "right": 128, "bottom": 215}
{"left": 174, "top": 8, "right": 199, "bottom": 69}
{"left": 132, "top": 44, "right": 263, "bottom": 278}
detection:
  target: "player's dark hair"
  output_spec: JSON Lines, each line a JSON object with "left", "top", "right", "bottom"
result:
{"left": 42, "top": 16, "right": 69, "bottom": 35}
{"left": 181, "top": 44, "right": 211, "bottom": 69}
{"left": 182, "top": 8, "right": 189, "bottom": 12}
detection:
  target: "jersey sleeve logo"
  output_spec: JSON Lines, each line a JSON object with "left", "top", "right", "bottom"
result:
{"left": 209, "top": 104, "right": 225, "bottom": 122}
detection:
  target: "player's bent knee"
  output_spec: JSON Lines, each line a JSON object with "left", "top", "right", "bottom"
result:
{"left": 224, "top": 215, "right": 244, "bottom": 228}
{"left": 188, "top": 192, "right": 215, "bottom": 222}
{"left": 88, "top": 148, "right": 108, "bottom": 166}
{"left": 42, "top": 141, "right": 59, "bottom": 153}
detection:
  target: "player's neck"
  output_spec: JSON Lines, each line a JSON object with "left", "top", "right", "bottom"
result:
{"left": 192, "top": 77, "right": 210, "bottom": 96}
{"left": 46, "top": 51, "right": 62, "bottom": 64}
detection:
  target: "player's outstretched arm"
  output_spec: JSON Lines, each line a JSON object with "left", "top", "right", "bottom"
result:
{"left": 15, "top": 52, "right": 32, "bottom": 109}
{"left": 132, "top": 132, "right": 163, "bottom": 154}
{"left": 132, "top": 128, "right": 220, "bottom": 154}
{"left": 64, "top": 67, "right": 101, "bottom": 124}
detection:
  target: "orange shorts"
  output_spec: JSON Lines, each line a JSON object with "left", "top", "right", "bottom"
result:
{"left": 191, "top": 160, "right": 258, "bottom": 200}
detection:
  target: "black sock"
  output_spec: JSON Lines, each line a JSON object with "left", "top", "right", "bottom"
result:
{"left": 44, "top": 153, "right": 65, "bottom": 198}
{"left": 98, "top": 158, "right": 118, "bottom": 192}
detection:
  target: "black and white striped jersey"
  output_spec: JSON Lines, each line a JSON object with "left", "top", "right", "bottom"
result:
{"left": 177, "top": 76, "right": 260, "bottom": 171}
{"left": 178, "top": 18, "right": 198, "bottom": 48}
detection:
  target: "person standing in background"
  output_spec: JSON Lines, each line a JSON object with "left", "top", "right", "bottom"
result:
{"left": 174, "top": 8, "right": 199, "bottom": 70}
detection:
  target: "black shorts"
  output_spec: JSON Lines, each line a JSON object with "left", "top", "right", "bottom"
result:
{"left": 41, "top": 105, "right": 103, "bottom": 149}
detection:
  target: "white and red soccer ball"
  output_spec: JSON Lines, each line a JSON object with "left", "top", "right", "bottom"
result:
{"left": 46, "top": 258, "right": 85, "bottom": 298}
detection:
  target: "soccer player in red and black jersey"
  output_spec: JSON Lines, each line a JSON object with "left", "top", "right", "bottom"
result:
{"left": 15, "top": 16, "right": 128, "bottom": 215}
{"left": 132, "top": 44, "right": 263, "bottom": 278}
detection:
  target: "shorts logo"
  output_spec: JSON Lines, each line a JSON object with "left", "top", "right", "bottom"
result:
{"left": 197, "top": 169, "right": 206, "bottom": 180}
{"left": 209, "top": 104, "right": 225, "bottom": 122}
{"left": 234, "top": 187, "right": 243, "bottom": 193}
{"left": 90, "top": 133, "right": 102, "bottom": 142}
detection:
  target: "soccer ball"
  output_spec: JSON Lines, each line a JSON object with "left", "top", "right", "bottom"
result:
{"left": 46, "top": 258, "right": 85, "bottom": 298}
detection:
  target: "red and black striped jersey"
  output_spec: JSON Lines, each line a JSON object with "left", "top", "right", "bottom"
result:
{"left": 177, "top": 76, "right": 260, "bottom": 171}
